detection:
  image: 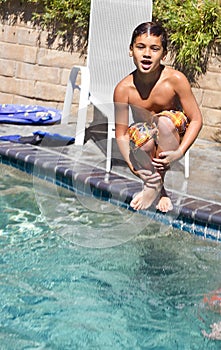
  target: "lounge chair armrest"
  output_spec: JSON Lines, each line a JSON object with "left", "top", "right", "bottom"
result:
{"left": 61, "top": 65, "right": 90, "bottom": 125}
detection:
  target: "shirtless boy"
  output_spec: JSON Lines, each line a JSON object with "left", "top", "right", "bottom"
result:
{"left": 114, "top": 22, "right": 202, "bottom": 212}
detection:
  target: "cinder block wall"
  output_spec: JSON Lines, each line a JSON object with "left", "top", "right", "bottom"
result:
{"left": 192, "top": 54, "right": 221, "bottom": 141}
{"left": 0, "top": 20, "right": 220, "bottom": 141}
{"left": 0, "top": 22, "right": 86, "bottom": 114}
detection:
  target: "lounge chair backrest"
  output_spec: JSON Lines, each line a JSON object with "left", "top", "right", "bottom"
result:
{"left": 88, "top": 0, "right": 153, "bottom": 104}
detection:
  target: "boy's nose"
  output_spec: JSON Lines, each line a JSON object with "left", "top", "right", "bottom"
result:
{"left": 143, "top": 48, "right": 151, "bottom": 57}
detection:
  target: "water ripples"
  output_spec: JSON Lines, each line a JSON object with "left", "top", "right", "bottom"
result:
{"left": 0, "top": 164, "right": 221, "bottom": 348}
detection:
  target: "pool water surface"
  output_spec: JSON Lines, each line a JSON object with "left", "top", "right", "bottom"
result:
{"left": 1, "top": 165, "right": 221, "bottom": 349}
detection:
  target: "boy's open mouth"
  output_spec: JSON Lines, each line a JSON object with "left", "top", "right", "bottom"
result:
{"left": 141, "top": 59, "right": 152, "bottom": 70}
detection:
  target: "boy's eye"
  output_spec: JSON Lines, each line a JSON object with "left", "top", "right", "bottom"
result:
{"left": 135, "top": 45, "right": 161, "bottom": 51}
{"left": 136, "top": 45, "right": 145, "bottom": 49}
{"left": 151, "top": 46, "right": 161, "bottom": 51}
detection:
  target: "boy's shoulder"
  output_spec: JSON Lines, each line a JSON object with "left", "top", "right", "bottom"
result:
{"left": 116, "top": 72, "right": 134, "bottom": 86}
{"left": 114, "top": 72, "right": 134, "bottom": 94}
{"left": 162, "top": 66, "right": 188, "bottom": 83}
{"left": 161, "top": 66, "right": 191, "bottom": 94}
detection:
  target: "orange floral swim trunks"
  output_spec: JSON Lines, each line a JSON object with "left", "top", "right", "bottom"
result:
{"left": 128, "top": 121, "right": 158, "bottom": 149}
{"left": 128, "top": 110, "right": 189, "bottom": 149}
{"left": 156, "top": 110, "right": 189, "bottom": 136}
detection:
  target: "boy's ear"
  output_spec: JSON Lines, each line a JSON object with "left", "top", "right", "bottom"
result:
{"left": 162, "top": 50, "right": 167, "bottom": 61}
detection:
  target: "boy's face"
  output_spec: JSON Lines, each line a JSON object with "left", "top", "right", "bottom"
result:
{"left": 130, "top": 34, "right": 166, "bottom": 74}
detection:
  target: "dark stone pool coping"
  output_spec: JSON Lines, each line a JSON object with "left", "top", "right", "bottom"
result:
{"left": 0, "top": 142, "right": 220, "bottom": 242}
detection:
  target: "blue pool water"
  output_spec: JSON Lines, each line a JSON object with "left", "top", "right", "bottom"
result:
{"left": 1, "top": 164, "right": 221, "bottom": 349}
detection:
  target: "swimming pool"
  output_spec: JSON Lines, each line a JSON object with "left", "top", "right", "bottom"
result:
{"left": 1, "top": 164, "right": 221, "bottom": 349}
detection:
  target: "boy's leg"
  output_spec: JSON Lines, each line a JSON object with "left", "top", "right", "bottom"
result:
{"left": 130, "top": 116, "right": 181, "bottom": 212}
{"left": 156, "top": 116, "right": 180, "bottom": 156}
{"left": 129, "top": 139, "right": 163, "bottom": 211}
{"left": 156, "top": 175, "right": 173, "bottom": 212}
{"left": 154, "top": 116, "right": 181, "bottom": 212}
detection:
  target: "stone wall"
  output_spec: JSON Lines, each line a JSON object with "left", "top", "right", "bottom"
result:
{"left": 192, "top": 54, "right": 221, "bottom": 141}
{"left": 0, "top": 21, "right": 86, "bottom": 115}
{"left": 0, "top": 20, "right": 220, "bottom": 141}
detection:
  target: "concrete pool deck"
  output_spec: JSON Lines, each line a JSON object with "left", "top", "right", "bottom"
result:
{"left": 0, "top": 122, "right": 220, "bottom": 241}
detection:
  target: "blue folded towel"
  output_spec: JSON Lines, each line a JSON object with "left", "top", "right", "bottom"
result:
{"left": 0, "top": 104, "right": 61, "bottom": 125}
{"left": 0, "top": 131, "right": 75, "bottom": 147}
{"left": 0, "top": 135, "right": 21, "bottom": 142}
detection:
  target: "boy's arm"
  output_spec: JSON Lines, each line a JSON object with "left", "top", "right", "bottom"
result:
{"left": 153, "top": 71, "right": 203, "bottom": 171}
{"left": 114, "top": 84, "right": 134, "bottom": 172}
{"left": 174, "top": 71, "right": 203, "bottom": 155}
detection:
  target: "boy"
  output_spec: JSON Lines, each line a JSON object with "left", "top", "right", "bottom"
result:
{"left": 114, "top": 22, "right": 202, "bottom": 212}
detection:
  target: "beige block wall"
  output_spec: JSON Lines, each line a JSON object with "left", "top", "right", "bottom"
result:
{"left": 192, "top": 54, "right": 221, "bottom": 141}
{"left": 0, "top": 21, "right": 220, "bottom": 141}
{"left": 0, "top": 22, "right": 86, "bottom": 114}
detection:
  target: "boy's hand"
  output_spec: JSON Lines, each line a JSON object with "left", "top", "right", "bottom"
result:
{"left": 152, "top": 148, "right": 183, "bottom": 172}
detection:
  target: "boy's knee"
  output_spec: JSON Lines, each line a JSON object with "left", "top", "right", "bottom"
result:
{"left": 157, "top": 116, "right": 176, "bottom": 136}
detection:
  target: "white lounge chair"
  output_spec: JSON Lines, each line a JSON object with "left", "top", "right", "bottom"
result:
{"left": 62, "top": 0, "right": 190, "bottom": 178}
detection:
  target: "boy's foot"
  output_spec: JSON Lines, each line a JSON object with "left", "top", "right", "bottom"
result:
{"left": 156, "top": 196, "right": 173, "bottom": 213}
{"left": 130, "top": 181, "right": 162, "bottom": 211}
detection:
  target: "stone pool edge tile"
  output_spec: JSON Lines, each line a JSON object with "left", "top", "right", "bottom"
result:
{"left": 0, "top": 142, "right": 220, "bottom": 242}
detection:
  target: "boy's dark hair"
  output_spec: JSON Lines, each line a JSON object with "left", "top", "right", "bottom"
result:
{"left": 130, "top": 22, "right": 167, "bottom": 51}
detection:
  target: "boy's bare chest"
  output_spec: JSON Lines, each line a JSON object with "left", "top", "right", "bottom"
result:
{"left": 128, "top": 83, "right": 176, "bottom": 113}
